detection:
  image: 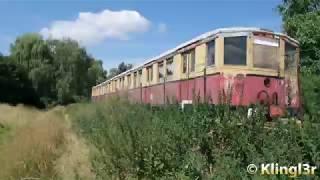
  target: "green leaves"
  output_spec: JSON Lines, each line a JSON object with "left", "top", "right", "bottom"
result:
{"left": 5, "top": 34, "right": 107, "bottom": 106}
{"left": 278, "top": 0, "right": 320, "bottom": 73}
{"left": 70, "top": 100, "right": 320, "bottom": 179}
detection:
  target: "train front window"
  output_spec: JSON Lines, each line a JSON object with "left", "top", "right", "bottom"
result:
{"left": 224, "top": 36, "right": 247, "bottom": 65}
{"left": 285, "top": 42, "right": 297, "bottom": 70}
{"left": 253, "top": 37, "right": 279, "bottom": 70}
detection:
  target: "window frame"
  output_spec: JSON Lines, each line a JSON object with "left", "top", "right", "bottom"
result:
{"left": 166, "top": 57, "right": 174, "bottom": 80}
{"left": 158, "top": 61, "right": 164, "bottom": 82}
{"left": 223, "top": 36, "right": 247, "bottom": 66}
{"left": 206, "top": 40, "right": 215, "bottom": 67}
{"left": 181, "top": 49, "right": 196, "bottom": 74}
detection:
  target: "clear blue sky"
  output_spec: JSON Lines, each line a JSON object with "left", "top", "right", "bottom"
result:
{"left": 0, "top": 0, "right": 283, "bottom": 70}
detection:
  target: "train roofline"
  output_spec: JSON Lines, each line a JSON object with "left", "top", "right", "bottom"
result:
{"left": 93, "top": 27, "right": 299, "bottom": 88}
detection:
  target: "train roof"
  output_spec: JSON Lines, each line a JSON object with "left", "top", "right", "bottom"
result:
{"left": 94, "top": 27, "right": 299, "bottom": 88}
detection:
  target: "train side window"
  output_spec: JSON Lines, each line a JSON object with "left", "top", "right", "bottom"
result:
{"left": 190, "top": 50, "right": 195, "bottom": 72}
{"left": 127, "top": 74, "right": 131, "bottom": 89}
{"left": 224, "top": 36, "right": 247, "bottom": 65}
{"left": 182, "top": 53, "right": 188, "bottom": 73}
{"left": 207, "top": 40, "right": 215, "bottom": 66}
{"left": 182, "top": 49, "right": 195, "bottom": 73}
{"left": 253, "top": 37, "right": 279, "bottom": 70}
{"left": 166, "top": 58, "right": 174, "bottom": 81}
{"left": 133, "top": 72, "right": 137, "bottom": 88}
{"left": 147, "top": 66, "right": 153, "bottom": 82}
{"left": 138, "top": 70, "right": 142, "bottom": 86}
{"left": 158, "top": 61, "right": 164, "bottom": 83}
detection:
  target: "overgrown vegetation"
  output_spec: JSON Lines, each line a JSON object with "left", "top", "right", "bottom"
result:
{"left": 0, "top": 105, "right": 66, "bottom": 179}
{"left": 69, "top": 98, "right": 320, "bottom": 179}
{"left": 0, "top": 105, "right": 95, "bottom": 180}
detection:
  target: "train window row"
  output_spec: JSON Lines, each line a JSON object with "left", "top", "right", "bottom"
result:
{"left": 93, "top": 35, "right": 297, "bottom": 96}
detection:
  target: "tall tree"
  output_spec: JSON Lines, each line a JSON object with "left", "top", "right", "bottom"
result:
{"left": 278, "top": 0, "right": 320, "bottom": 73}
{"left": 8, "top": 34, "right": 106, "bottom": 106}
{"left": 107, "top": 62, "right": 133, "bottom": 79}
{"left": 0, "top": 60, "right": 43, "bottom": 107}
{"left": 10, "top": 34, "right": 55, "bottom": 104}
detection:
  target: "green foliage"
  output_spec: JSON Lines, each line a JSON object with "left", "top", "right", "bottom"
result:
{"left": 278, "top": 0, "right": 320, "bottom": 73}
{"left": 70, "top": 99, "right": 320, "bottom": 179}
{"left": 301, "top": 74, "right": 320, "bottom": 119}
{"left": 6, "top": 34, "right": 107, "bottom": 106}
{"left": 107, "top": 62, "right": 133, "bottom": 79}
{"left": 0, "top": 60, "right": 43, "bottom": 107}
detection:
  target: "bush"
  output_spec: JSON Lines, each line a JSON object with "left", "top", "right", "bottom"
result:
{"left": 69, "top": 98, "right": 320, "bottom": 179}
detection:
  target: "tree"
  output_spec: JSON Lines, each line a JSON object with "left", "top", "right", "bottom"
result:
{"left": 107, "top": 62, "right": 133, "bottom": 79}
{"left": 278, "top": 0, "right": 320, "bottom": 73}
{"left": 10, "top": 33, "right": 56, "bottom": 105}
{"left": 118, "top": 62, "right": 133, "bottom": 74}
{"left": 88, "top": 60, "right": 107, "bottom": 87}
{"left": 0, "top": 60, "right": 43, "bottom": 107}
{"left": 8, "top": 34, "right": 106, "bottom": 106}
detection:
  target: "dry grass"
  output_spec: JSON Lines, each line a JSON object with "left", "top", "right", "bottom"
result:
{"left": 54, "top": 114, "right": 95, "bottom": 180}
{"left": 0, "top": 104, "right": 95, "bottom": 180}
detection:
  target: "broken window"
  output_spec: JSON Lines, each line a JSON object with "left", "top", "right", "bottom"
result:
{"left": 285, "top": 42, "right": 297, "bottom": 70}
{"left": 253, "top": 37, "right": 279, "bottom": 70}
{"left": 166, "top": 57, "right": 174, "bottom": 81}
{"left": 158, "top": 61, "right": 164, "bottom": 82}
{"left": 224, "top": 36, "right": 247, "bottom": 65}
{"left": 182, "top": 49, "right": 196, "bottom": 73}
{"left": 207, "top": 40, "right": 215, "bottom": 66}
{"left": 147, "top": 66, "right": 153, "bottom": 82}
{"left": 182, "top": 53, "right": 188, "bottom": 73}
{"left": 133, "top": 72, "right": 137, "bottom": 88}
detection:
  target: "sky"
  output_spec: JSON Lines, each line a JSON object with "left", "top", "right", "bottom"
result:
{"left": 0, "top": 0, "right": 283, "bottom": 70}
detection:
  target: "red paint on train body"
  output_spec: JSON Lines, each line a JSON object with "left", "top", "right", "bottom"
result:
{"left": 97, "top": 73, "right": 301, "bottom": 117}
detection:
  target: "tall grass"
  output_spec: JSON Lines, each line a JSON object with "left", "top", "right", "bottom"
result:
{"left": 0, "top": 105, "right": 66, "bottom": 179}
{"left": 70, "top": 97, "right": 320, "bottom": 179}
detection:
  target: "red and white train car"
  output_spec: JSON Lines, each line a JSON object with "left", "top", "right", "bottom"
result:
{"left": 92, "top": 27, "right": 301, "bottom": 117}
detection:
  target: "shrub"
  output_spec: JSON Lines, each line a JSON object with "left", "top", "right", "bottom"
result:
{"left": 70, "top": 98, "right": 320, "bottom": 179}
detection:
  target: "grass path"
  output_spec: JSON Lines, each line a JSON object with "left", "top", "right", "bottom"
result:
{"left": 0, "top": 104, "right": 95, "bottom": 180}
{"left": 54, "top": 111, "right": 95, "bottom": 180}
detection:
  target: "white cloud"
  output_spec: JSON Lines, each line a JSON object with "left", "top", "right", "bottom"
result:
{"left": 157, "top": 23, "right": 167, "bottom": 33}
{"left": 40, "top": 9, "right": 151, "bottom": 46}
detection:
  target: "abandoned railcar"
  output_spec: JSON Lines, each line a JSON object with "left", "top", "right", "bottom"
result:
{"left": 91, "top": 27, "right": 301, "bottom": 117}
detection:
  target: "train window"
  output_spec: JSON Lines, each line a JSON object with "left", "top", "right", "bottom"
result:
{"left": 207, "top": 40, "right": 215, "bottom": 66}
{"left": 285, "top": 42, "right": 297, "bottom": 70}
{"left": 190, "top": 50, "right": 195, "bottom": 72}
{"left": 133, "top": 72, "right": 137, "bottom": 88}
{"left": 138, "top": 70, "right": 142, "bottom": 86}
{"left": 147, "top": 66, "right": 153, "bottom": 82}
{"left": 182, "top": 53, "right": 188, "bottom": 73}
{"left": 182, "top": 49, "right": 195, "bottom": 73}
{"left": 127, "top": 74, "right": 131, "bottom": 88}
{"left": 158, "top": 61, "right": 164, "bottom": 83}
{"left": 166, "top": 58, "right": 174, "bottom": 81}
{"left": 253, "top": 37, "right": 279, "bottom": 70}
{"left": 224, "top": 36, "right": 247, "bottom": 65}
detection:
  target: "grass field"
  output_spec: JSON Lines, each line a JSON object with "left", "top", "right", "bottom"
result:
{"left": 0, "top": 99, "right": 319, "bottom": 179}
{"left": 0, "top": 104, "right": 94, "bottom": 180}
